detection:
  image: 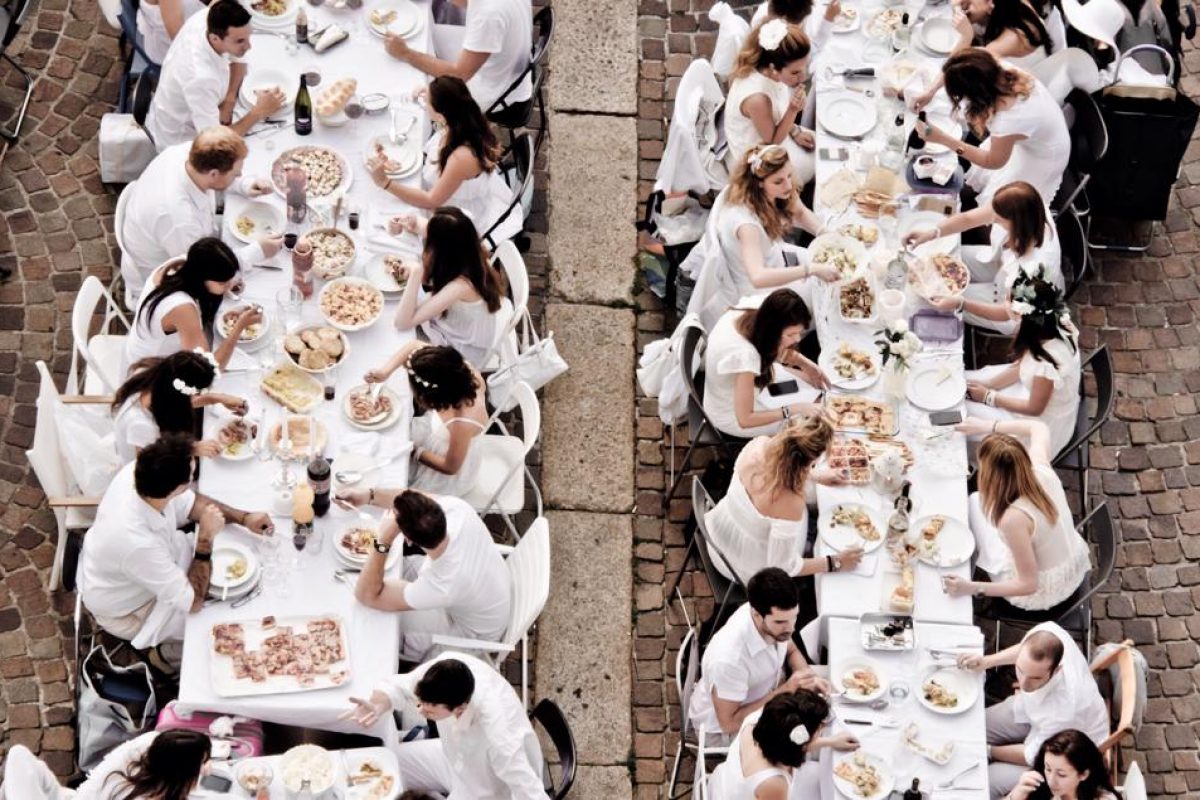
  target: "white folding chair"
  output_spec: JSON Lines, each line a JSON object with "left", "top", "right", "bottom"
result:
{"left": 69, "top": 275, "right": 131, "bottom": 395}
{"left": 480, "top": 240, "right": 530, "bottom": 372}
{"left": 26, "top": 361, "right": 109, "bottom": 591}
{"left": 431, "top": 516, "right": 550, "bottom": 707}
{"left": 668, "top": 623, "right": 730, "bottom": 799}
{"left": 112, "top": 181, "right": 136, "bottom": 304}
{"left": 463, "top": 381, "right": 541, "bottom": 539}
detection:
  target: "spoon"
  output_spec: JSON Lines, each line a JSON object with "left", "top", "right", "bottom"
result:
{"left": 334, "top": 452, "right": 403, "bottom": 484}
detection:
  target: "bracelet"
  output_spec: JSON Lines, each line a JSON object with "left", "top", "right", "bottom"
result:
{"left": 826, "top": 555, "right": 836, "bottom": 573}
{"left": 782, "top": 406, "right": 791, "bottom": 421}
{"left": 984, "top": 390, "right": 996, "bottom": 407}
{"left": 383, "top": 178, "right": 393, "bottom": 192}
{"left": 991, "top": 420, "right": 998, "bottom": 433}
{"left": 368, "top": 488, "right": 376, "bottom": 504}
{"left": 193, "top": 550, "right": 212, "bottom": 562}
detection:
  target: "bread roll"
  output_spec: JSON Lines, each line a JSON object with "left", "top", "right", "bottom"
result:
{"left": 316, "top": 77, "right": 356, "bottom": 117}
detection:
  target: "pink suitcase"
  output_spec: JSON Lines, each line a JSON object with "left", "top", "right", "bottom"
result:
{"left": 155, "top": 700, "right": 264, "bottom": 760}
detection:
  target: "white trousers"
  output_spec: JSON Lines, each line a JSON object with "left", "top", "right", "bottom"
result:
{"left": 0, "top": 746, "right": 72, "bottom": 800}
{"left": 392, "top": 738, "right": 514, "bottom": 800}
{"left": 398, "top": 557, "right": 471, "bottom": 662}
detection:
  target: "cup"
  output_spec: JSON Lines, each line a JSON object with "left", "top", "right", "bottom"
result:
{"left": 880, "top": 289, "right": 907, "bottom": 323}
{"left": 275, "top": 286, "right": 303, "bottom": 331}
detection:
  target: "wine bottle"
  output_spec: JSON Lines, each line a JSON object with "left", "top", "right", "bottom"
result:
{"left": 296, "top": 7, "right": 308, "bottom": 44}
{"left": 294, "top": 74, "right": 312, "bottom": 136}
{"left": 906, "top": 111, "right": 927, "bottom": 155}
{"left": 307, "top": 455, "right": 331, "bottom": 517}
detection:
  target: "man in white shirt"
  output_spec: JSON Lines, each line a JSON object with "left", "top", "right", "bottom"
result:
{"left": 78, "top": 433, "right": 275, "bottom": 649}
{"left": 342, "top": 653, "right": 545, "bottom": 800}
{"left": 687, "top": 567, "right": 832, "bottom": 740}
{"left": 383, "top": 0, "right": 532, "bottom": 111}
{"left": 146, "top": 0, "right": 285, "bottom": 150}
{"left": 119, "top": 125, "right": 283, "bottom": 306}
{"left": 957, "top": 621, "right": 1110, "bottom": 798}
{"left": 343, "top": 488, "right": 512, "bottom": 661}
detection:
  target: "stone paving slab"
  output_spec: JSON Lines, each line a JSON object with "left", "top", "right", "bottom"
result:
{"left": 546, "top": 0, "right": 638, "bottom": 115}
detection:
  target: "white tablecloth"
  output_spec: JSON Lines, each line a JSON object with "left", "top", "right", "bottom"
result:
{"left": 818, "top": 616, "right": 988, "bottom": 799}
{"left": 197, "top": 745, "right": 404, "bottom": 797}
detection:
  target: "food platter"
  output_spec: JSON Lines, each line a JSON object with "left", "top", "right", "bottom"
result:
{"left": 838, "top": 275, "right": 877, "bottom": 324}
{"left": 319, "top": 277, "right": 385, "bottom": 332}
{"left": 210, "top": 616, "right": 351, "bottom": 697}
{"left": 825, "top": 393, "right": 899, "bottom": 436}
{"left": 271, "top": 146, "right": 353, "bottom": 200}
{"left": 284, "top": 325, "right": 349, "bottom": 374}
{"left": 821, "top": 502, "right": 886, "bottom": 554}
{"left": 918, "top": 667, "right": 980, "bottom": 715}
{"left": 306, "top": 228, "right": 357, "bottom": 279}
{"left": 809, "top": 232, "right": 868, "bottom": 279}
{"left": 261, "top": 363, "right": 323, "bottom": 413}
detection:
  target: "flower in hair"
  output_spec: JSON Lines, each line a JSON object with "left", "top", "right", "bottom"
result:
{"left": 193, "top": 347, "right": 222, "bottom": 377}
{"left": 173, "top": 378, "right": 199, "bottom": 397}
{"left": 405, "top": 354, "right": 439, "bottom": 391}
{"left": 759, "top": 19, "right": 789, "bottom": 51}
{"left": 1009, "top": 299, "right": 1036, "bottom": 317}
{"left": 789, "top": 725, "right": 811, "bottom": 746}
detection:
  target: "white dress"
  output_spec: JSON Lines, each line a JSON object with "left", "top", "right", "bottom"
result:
{"left": 706, "top": 438, "right": 808, "bottom": 584}
{"left": 422, "top": 135, "right": 523, "bottom": 245}
{"left": 969, "top": 462, "right": 1090, "bottom": 610}
{"left": 702, "top": 307, "right": 785, "bottom": 439}
{"left": 120, "top": 266, "right": 199, "bottom": 378}
{"left": 960, "top": 218, "right": 1062, "bottom": 335}
{"left": 419, "top": 294, "right": 507, "bottom": 369}
{"left": 409, "top": 413, "right": 486, "bottom": 497}
{"left": 964, "top": 74, "right": 1070, "bottom": 204}
{"left": 723, "top": 71, "right": 815, "bottom": 185}
{"left": 137, "top": 0, "right": 206, "bottom": 64}
{"left": 113, "top": 395, "right": 159, "bottom": 464}
{"left": 707, "top": 713, "right": 792, "bottom": 800}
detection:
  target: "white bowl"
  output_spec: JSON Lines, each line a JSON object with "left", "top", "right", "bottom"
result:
{"left": 280, "top": 744, "right": 338, "bottom": 794}
{"left": 318, "top": 277, "right": 385, "bottom": 332}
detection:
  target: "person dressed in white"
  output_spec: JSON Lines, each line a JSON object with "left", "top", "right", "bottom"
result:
{"left": 706, "top": 690, "right": 857, "bottom": 800}
{"left": 906, "top": 181, "right": 1062, "bottom": 335}
{"left": 77, "top": 433, "right": 274, "bottom": 648}
{"left": 342, "top": 653, "right": 545, "bottom": 800}
{"left": 145, "top": 0, "right": 285, "bottom": 150}
{"left": 944, "top": 418, "right": 1090, "bottom": 610}
{"left": 954, "top": 622, "right": 1109, "bottom": 798}
{"left": 119, "top": 126, "right": 282, "bottom": 306}
{"left": 138, "top": 0, "right": 208, "bottom": 65}
{"left": 365, "top": 341, "right": 488, "bottom": 497}
{"left": 688, "top": 568, "right": 831, "bottom": 741}
{"left": 1007, "top": 729, "right": 1123, "bottom": 800}
{"left": 751, "top": 0, "right": 840, "bottom": 42}
{"left": 702, "top": 290, "right": 827, "bottom": 440}
{"left": 706, "top": 415, "right": 862, "bottom": 587}
{"left": 382, "top": 0, "right": 532, "bottom": 112}
{"left": 962, "top": 274, "right": 1082, "bottom": 455}
{"left": 338, "top": 489, "right": 511, "bottom": 662}
{"left": 683, "top": 145, "right": 837, "bottom": 331}
{"left": 724, "top": 20, "right": 817, "bottom": 186}
{"left": 913, "top": 49, "right": 1069, "bottom": 205}
{"left": 0, "top": 729, "right": 212, "bottom": 800}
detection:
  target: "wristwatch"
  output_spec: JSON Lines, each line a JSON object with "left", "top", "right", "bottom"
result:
{"left": 193, "top": 550, "right": 212, "bottom": 562}
{"left": 373, "top": 540, "right": 392, "bottom": 555}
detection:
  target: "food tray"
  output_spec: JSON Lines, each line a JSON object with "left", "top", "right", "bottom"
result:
{"left": 261, "top": 363, "right": 323, "bottom": 413}
{"left": 860, "top": 612, "right": 914, "bottom": 651}
{"left": 210, "top": 614, "right": 351, "bottom": 698}
{"left": 825, "top": 393, "right": 900, "bottom": 436}
{"left": 910, "top": 308, "right": 962, "bottom": 344}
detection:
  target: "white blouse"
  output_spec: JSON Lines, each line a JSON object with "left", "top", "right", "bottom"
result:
{"left": 121, "top": 270, "right": 199, "bottom": 379}
{"left": 702, "top": 307, "right": 782, "bottom": 439}
{"left": 422, "top": 134, "right": 523, "bottom": 245}
{"left": 136, "top": 0, "right": 206, "bottom": 65}
{"left": 113, "top": 395, "right": 158, "bottom": 464}
{"left": 1017, "top": 336, "right": 1081, "bottom": 455}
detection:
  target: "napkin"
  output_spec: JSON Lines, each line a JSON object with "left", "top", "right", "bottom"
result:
{"left": 338, "top": 431, "right": 412, "bottom": 463}
{"left": 366, "top": 208, "right": 425, "bottom": 255}
{"left": 847, "top": 551, "right": 879, "bottom": 577}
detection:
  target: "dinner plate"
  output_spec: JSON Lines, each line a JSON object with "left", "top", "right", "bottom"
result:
{"left": 821, "top": 502, "right": 886, "bottom": 554}
{"left": 364, "top": 133, "right": 423, "bottom": 178}
{"left": 333, "top": 529, "right": 403, "bottom": 571}
{"left": 819, "top": 346, "right": 881, "bottom": 392}
{"left": 910, "top": 514, "right": 974, "bottom": 568}
{"left": 830, "top": 9, "right": 861, "bottom": 33}
{"left": 832, "top": 751, "right": 894, "bottom": 800}
{"left": 215, "top": 417, "right": 260, "bottom": 461}
{"left": 916, "top": 17, "right": 960, "bottom": 55}
{"left": 239, "top": 68, "right": 297, "bottom": 110}
{"left": 897, "top": 211, "right": 957, "bottom": 259}
{"left": 918, "top": 667, "right": 979, "bottom": 715}
{"left": 922, "top": 112, "right": 962, "bottom": 155}
{"left": 834, "top": 658, "right": 887, "bottom": 704}
{"left": 228, "top": 200, "right": 286, "bottom": 244}
{"left": 343, "top": 385, "right": 405, "bottom": 431}
{"left": 808, "top": 232, "right": 869, "bottom": 279}
{"left": 209, "top": 543, "right": 259, "bottom": 592}
{"left": 819, "top": 92, "right": 877, "bottom": 140}
{"left": 905, "top": 362, "right": 966, "bottom": 410}
{"left": 247, "top": 0, "right": 298, "bottom": 27}
{"left": 364, "top": 253, "right": 413, "bottom": 294}
{"left": 367, "top": 0, "right": 422, "bottom": 37}
{"left": 217, "top": 303, "right": 270, "bottom": 347}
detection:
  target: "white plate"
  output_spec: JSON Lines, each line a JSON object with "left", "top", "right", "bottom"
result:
{"left": 209, "top": 543, "right": 259, "bottom": 591}
{"left": 210, "top": 614, "right": 351, "bottom": 698}
{"left": 834, "top": 658, "right": 887, "bottom": 703}
{"left": 208, "top": 569, "right": 261, "bottom": 601}
{"left": 830, "top": 9, "right": 861, "bottom": 32}
{"left": 819, "top": 346, "right": 880, "bottom": 391}
{"left": 916, "top": 17, "right": 959, "bottom": 55}
{"left": 333, "top": 526, "right": 403, "bottom": 571}
{"left": 342, "top": 748, "right": 402, "bottom": 800}
{"left": 365, "top": 132, "right": 423, "bottom": 174}
{"left": 367, "top": 0, "right": 422, "bottom": 37}
{"left": 832, "top": 751, "right": 894, "bottom": 800}
{"left": 809, "top": 232, "right": 869, "bottom": 279}
{"left": 342, "top": 385, "right": 404, "bottom": 431}
{"left": 819, "top": 92, "right": 877, "bottom": 140}
{"left": 905, "top": 362, "right": 966, "bottom": 410}
{"left": 319, "top": 277, "right": 385, "bottom": 332}
{"left": 228, "top": 200, "right": 286, "bottom": 244}
{"left": 218, "top": 304, "right": 271, "bottom": 350}
{"left": 216, "top": 418, "right": 261, "bottom": 461}
{"left": 917, "top": 667, "right": 980, "bottom": 715}
{"left": 240, "top": 69, "right": 296, "bottom": 110}
{"left": 364, "top": 253, "right": 413, "bottom": 294}
{"left": 910, "top": 514, "right": 974, "bottom": 568}
{"left": 897, "top": 211, "right": 957, "bottom": 259}
{"left": 247, "top": 0, "right": 298, "bottom": 26}
{"left": 821, "top": 502, "right": 886, "bottom": 554}
{"left": 922, "top": 112, "right": 961, "bottom": 155}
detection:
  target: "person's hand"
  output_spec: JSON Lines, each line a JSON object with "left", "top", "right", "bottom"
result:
{"left": 954, "top": 416, "right": 996, "bottom": 437}
{"left": 929, "top": 295, "right": 960, "bottom": 312}
{"left": 364, "top": 367, "right": 390, "bottom": 384}
{"left": 824, "top": 0, "right": 842, "bottom": 22}
{"left": 252, "top": 87, "right": 286, "bottom": 118}
{"left": 798, "top": 361, "right": 832, "bottom": 390}
{"left": 198, "top": 504, "right": 225, "bottom": 540}
{"left": 217, "top": 394, "right": 249, "bottom": 415}
{"left": 377, "top": 513, "right": 401, "bottom": 546}
{"left": 1007, "top": 770, "right": 1044, "bottom": 800}
{"left": 388, "top": 214, "right": 420, "bottom": 236}
{"left": 956, "top": 651, "right": 987, "bottom": 672}
{"left": 194, "top": 440, "right": 222, "bottom": 458}
{"left": 236, "top": 304, "right": 265, "bottom": 332}
{"left": 339, "top": 690, "right": 394, "bottom": 727}
{"left": 367, "top": 155, "right": 391, "bottom": 189}
{"left": 952, "top": 7, "right": 974, "bottom": 37}
{"left": 966, "top": 381, "right": 991, "bottom": 402}
{"left": 906, "top": 85, "right": 937, "bottom": 112}
{"left": 807, "top": 262, "right": 842, "bottom": 283}
{"left": 903, "top": 227, "right": 937, "bottom": 249}
{"left": 247, "top": 178, "right": 273, "bottom": 197}
{"left": 823, "top": 731, "right": 861, "bottom": 751}
{"left": 837, "top": 546, "right": 864, "bottom": 572}
{"left": 384, "top": 33, "right": 411, "bottom": 60}
{"left": 335, "top": 488, "right": 371, "bottom": 507}
{"left": 786, "top": 85, "right": 807, "bottom": 116}
{"left": 791, "top": 127, "right": 816, "bottom": 150}
{"left": 258, "top": 233, "right": 284, "bottom": 259}
{"left": 242, "top": 512, "right": 275, "bottom": 536}
{"left": 942, "top": 574, "right": 973, "bottom": 597}
{"left": 812, "top": 466, "right": 851, "bottom": 486}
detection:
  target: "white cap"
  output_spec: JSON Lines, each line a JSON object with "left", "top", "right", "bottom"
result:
{"left": 1060, "top": 0, "right": 1125, "bottom": 48}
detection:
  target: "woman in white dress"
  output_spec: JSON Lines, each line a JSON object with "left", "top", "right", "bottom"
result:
{"left": 963, "top": 273, "right": 1081, "bottom": 455}
{"left": 707, "top": 690, "right": 857, "bottom": 800}
{"left": 702, "top": 289, "right": 828, "bottom": 439}
{"left": 706, "top": 415, "right": 863, "bottom": 587}
{"left": 369, "top": 76, "right": 521, "bottom": 246}
{"left": 914, "top": 49, "right": 1070, "bottom": 205}
{"left": 944, "top": 417, "right": 1090, "bottom": 611}
{"left": 120, "top": 238, "right": 261, "bottom": 378}
{"left": 365, "top": 340, "right": 487, "bottom": 498}
{"left": 684, "top": 145, "right": 839, "bottom": 330}
{"left": 724, "top": 20, "right": 817, "bottom": 186}
{"left": 113, "top": 350, "right": 247, "bottom": 463}
{"left": 905, "top": 181, "right": 1062, "bottom": 335}
{"left": 137, "top": 0, "right": 208, "bottom": 64}
{"left": 392, "top": 207, "right": 510, "bottom": 369}
{"left": 1008, "top": 729, "right": 1122, "bottom": 800}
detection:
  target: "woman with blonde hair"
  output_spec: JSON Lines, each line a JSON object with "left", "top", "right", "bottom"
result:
{"left": 944, "top": 416, "right": 1089, "bottom": 610}
{"left": 724, "top": 20, "right": 817, "bottom": 186}
{"left": 684, "top": 144, "right": 839, "bottom": 329}
{"left": 706, "top": 415, "right": 863, "bottom": 588}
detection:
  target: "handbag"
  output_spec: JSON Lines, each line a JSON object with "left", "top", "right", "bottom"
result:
{"left": 486, "top": 308, "right": 568, "bottom": 412}
{"left": 99, "top": 113, "right": 156, "bottom": 184}
{"left": 77, "top": 644, "right": 159, "bottom": 772}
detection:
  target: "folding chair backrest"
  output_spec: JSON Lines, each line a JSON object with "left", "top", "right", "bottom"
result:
{"left": 493, "top": 240, "right": 530, "bottom": 314}
{"left": 132, "top": 67, "right": 159, "bottom": 132}
{"left": 1064, "top": 89, "right": 1109, "bottom": 172}
{"left": 511, "top": 380, "right": 541, "bottom": 456}
{"left": 532, "top": 6, "right": 554, "bottom": 66}
{"left": 529, "top": 698, "right": 576, "bottom": 800}
{"left": 71, "top": 276, "right": 128, "bottom": 394}
{"left": 505, "top": 516, "right": 550, "bottom": 646}
{"left": 676, "top": 626, "right": 701, "bottom": 734}
{"left": 1055, "top": 205, "right": 1088, "bottom": 300}
{"left": 679, "top": 324, "right": 706, "bottom": 409}
{"left": 481, "top": 133, "right": 535, "bottom": 249}
{"left": 27, "top": 361, "right": 74, "bottom": 504}
{"left": 118, "top": 0, "right": 143, "bottom": 50}
{"left": 115, "top": 181, "right": 136, "bottom": 259}
{"left": 1054, "top": 345, "right": 1113, "bottom": 467}
{"left": 2, "top": 0, "right": 33, "bottom": 50}
{"left": 692, "top": 476, "right": 744, "bottom": 600}
{"left": 1090, "top": 638, "right": 1141, "bottom": 773}
{"left": 1083, "top": 503, "right": 1117, "bottom": 589}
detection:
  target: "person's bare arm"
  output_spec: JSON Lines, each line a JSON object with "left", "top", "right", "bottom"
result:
{"left": 385, "top": 35, "right": 490, "bottom": 83}
{"left": 711, "top": 672, "right": 809, "bottom": 735}
{"left": 972, "top": 509, "right": 1040, "bottom": 599}
{"left": 993, "top": 374, "right": 1054, "bottom": 416}
{"left": 353, "top": 517, "right": 415, "bottom": 611}
{"left": 737, "top": 225, "right": 810, "bottom": 289}
{"left": 991, "top": 743, "right": 1031, "bottom": 765}
{"left": 187, "top": 504, "right": 223, "bottom": 612}
{"left": 371, "top": 146, "right": 475, "bottom": 209}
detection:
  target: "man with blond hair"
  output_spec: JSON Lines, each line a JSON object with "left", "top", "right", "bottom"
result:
{"left": 119, "top": 126, "right": 283, "bottom": 306}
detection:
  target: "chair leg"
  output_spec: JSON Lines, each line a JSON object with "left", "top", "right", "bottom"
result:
{"left": 521, "top": 634, "right": 529, "bottom": 709}
{"left": 664, "top": 438, "right": 700, "bottom": 512}
{"left": 0, "top": 53, "right": 34, "bottom": 146}
{"left": 667, "top": 742, "right": 685, "bottom": 799}
{"left": 665, "top": 537, "right": 698, "bottom": 606}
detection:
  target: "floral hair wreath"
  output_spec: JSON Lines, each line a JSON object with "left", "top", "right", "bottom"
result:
{"left": 1009, "top": 265, "right": 1075, "bottom": 338}
{"left": 405, "top": 353, "right": 439, "bottom": 391}
{"left": 759, "top": 19, "right": 789, "bottom": 51}
{"left": 174, "top": 348, "right": 221, "bottom": 396}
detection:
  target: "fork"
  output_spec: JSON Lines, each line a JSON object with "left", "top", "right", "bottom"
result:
{"left": 935, "top": 762, "right": 981, "bottom": 790}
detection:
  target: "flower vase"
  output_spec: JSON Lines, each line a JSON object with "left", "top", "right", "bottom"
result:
{"left": 883, "top": 361, "right": 908, "bottom": 401}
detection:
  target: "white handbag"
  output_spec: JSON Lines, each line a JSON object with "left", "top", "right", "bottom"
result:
{"left": 486, "top": 308, "right": 568, "bottom": 411}
{"left": 99, "top": 113, "right": 156, "bottom": 184}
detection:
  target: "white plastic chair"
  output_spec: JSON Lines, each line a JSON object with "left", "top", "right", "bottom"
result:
{"left": 70, "top": 275, "right": 131, "bottom": 395}
{"left": 26, "top": 361, "right": 108, "bottom": 591}
{"left": 431, "top": 516, "right": 550, "bottom": 707}
{"left": 480, "top": 240, "right": 530, "bottom": 371}
{"left": 463, "top": 381, "right": 541, "bottom": 538}
{"left": 112, "top": 181, "right": 136, "bottom": 304}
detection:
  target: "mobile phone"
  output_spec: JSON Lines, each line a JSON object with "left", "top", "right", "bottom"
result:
{"left": 767, "top": 379, "right": 800, "bottom": 397}
{"left": 929, "top": 409, "right": 963, "bottom": 426}
{"left": 819, "top": 147, "right": 849, "bottom": 161}
{"left": 782, "top": 249, "right": 801, "bottom": 267}
{"left": 200, "top": 774, "right": 234, "bottom": 792}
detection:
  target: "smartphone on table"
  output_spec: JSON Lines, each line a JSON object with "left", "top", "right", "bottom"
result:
{"left": 929, "top": 409, "right": 963, "bottom": 426}
{"left": 767, "top": 379, "right": 800, "bottom": 397}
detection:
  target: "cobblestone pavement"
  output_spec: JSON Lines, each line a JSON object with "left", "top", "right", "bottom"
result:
{"left": 0, "top": 0, "right": 549, "bottom": 779}
{"left": 632, "top": 3, "right": 1200, "bottom": 798}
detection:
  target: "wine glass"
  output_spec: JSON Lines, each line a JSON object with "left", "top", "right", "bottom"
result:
{"left": 275, "top": 286, "right": 303, "bottom": 332}
{"left": 344, "top": 95, "right": 365, "bottom": 134}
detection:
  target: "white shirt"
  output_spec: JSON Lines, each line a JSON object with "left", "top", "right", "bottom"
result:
{"left": 78, "top": 462, "right": 197, "bottom": 632}
{"left": 75, "top": 732, "right": 159, "bottom": 799}
{"left": 137, "top": 0, "right": 207, "bottom": 64}
{"left": 119, "top": 143, "right": 263, "bottom": 305}
{"left": 462, "top": 0, "right": 533, "bottom": 110}
{"left": 402, "top": 495, "right": 512, "bottom": 642}
{"left": 377, "top": 653, "right": 545, "bottom": 800}
{"left": 687, "top": 603, "right": 787, "bottom": 736}
{"left": 113, "top": 395, "right": 159, "bottom": 464}
{"left": 146, "top": 11, "right": 232, "bottom": 149}
{"left": 1011, "top": 622, "right": 1110, "bottom": 764}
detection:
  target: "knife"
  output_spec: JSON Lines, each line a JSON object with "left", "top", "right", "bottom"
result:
{"left": 231, "top": 584, "right": 263, "bottom": 609}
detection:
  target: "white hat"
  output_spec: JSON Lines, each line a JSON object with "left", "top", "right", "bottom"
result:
{"left": 1060, "top": 0, "right": 1125, "bottom": 48}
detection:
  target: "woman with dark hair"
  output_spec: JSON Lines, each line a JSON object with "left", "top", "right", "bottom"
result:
{"left": 364, "top": 340, "right": 487, "bottom": 496}
{"left": 911, "top": 49, "right": 1069, "bottom": 205}
{"left": 113, "top": 351, "right": 248, "bottom": 462}
{"left": 391, "top": 207, "right": 510, "bottom": 368}
{"left": 702, "top": 288, "right": 827, "bottom": 439}
{"left": 373, "top": 76, "right": 522, "bottom": 245}
{"left": 120, "top": 237, "right": 259, "bottom": 377}
{"left": 707, "top": 690, "right": 857, "bottom": 799}
{"left": 1008, "top": 729, "right": 1121, "bottom": 800}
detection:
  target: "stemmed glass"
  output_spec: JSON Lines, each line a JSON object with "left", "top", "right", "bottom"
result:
{"left": 272, "top": 432, "right": 298, "bottom": 489}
